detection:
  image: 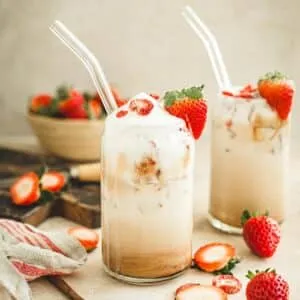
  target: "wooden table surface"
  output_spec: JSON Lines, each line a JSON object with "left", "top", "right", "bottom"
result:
{"left": 1, "top": 136, "right": 300, "bottom": 300}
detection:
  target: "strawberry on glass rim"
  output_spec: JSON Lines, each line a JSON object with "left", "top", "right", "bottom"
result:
{"left": 257, "top": 71, "right": 295, "bottom": 121}
{"left": 163, "top": 86, "right": 207, "bottom": 140}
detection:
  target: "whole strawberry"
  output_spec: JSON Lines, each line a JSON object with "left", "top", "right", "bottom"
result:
{"left": 163, "top": 86, "right": 207, "bottom": 139}
{"left": 246, "top": 269, "right": 289, "bottom": 300}
{"left": 258, "top": 71, "right": 295, "bottom": 120}
{"left": 241, "top": 210, "right": 281, "bottom": 258}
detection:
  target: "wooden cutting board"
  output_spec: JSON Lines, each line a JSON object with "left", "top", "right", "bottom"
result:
{"left": 0, "top": 147, "right": 100, "bottom": 228}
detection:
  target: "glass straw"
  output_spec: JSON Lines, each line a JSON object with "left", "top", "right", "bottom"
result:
{"left": 49, "top": 20, "right": 117, "bottom": 114}
{"left": 182, "top": 6, "right": 231, "bottom": 90}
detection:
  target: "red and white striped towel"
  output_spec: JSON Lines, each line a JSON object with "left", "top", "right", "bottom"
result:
{"left": 0, "top": 219, "right": 87, "bottom": 300}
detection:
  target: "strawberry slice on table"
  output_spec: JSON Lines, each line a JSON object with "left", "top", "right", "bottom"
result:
{"left": 246, "top": 269, "right": 289, "bottom": 300}
{"left": 41, "top": 171, "right": 66, "bottom": 193}
{"left": 258, "top": 71, "right": 295, "bottom": 120}
{"left": 212, "top": 274, "right": 242, "bottom": 295}
{"left": 193, "top": 242, "right": 238, "bottom": 273}
{"left": 10, "top": 172, "right": 40, "bottom": 206}
{"left": 30, "top": 94, "right": 52, "bottom": 113}
{"left": 241, "top": 210, "right": 281, "bottom": 258}
{"left": 175, "top": 283, "right": 228, "bottom": 300}
{"left": 129, "top": 98, "right": 154, "bottom": 115}
{"left": 68, "top": 226, "right": 99, "bottom": 252}
{"left": 163, "top": 86, "right": 207, "bottom": 139}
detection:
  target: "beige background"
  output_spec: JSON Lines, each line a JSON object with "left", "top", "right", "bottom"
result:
{"left": 0, "top": 0, "right": 299, "bottom": 137}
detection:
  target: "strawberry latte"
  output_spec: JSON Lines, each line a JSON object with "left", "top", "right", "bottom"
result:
{"left": 101, "top": 89, "right": 206, "bottom": 283}
{"left": 209, "top": 72, "right": 294, "bottom": 233}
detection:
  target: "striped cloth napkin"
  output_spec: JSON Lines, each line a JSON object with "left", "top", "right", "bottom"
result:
{"left": 0, "top": 219, "right": 87, "bottom": 300}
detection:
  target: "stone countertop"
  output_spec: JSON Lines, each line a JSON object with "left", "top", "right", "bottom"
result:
{"left": 0, "top": 136, "right": 300, "bottom": 300}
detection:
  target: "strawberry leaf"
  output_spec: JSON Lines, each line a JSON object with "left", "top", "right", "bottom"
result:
{"left": 163, "top": 85, "right": 205, "bottom": 106}
{"left": 259, "top": 71, "right": 287, "bottom": 83}
{"left": 37, "top": 165, "right": 48, "bottom": 180}
{"left": 213, "top": 258, "right": 240, "bottom": 275}
{"left": 39, "top": 190, "right": 55, "bottom": 204}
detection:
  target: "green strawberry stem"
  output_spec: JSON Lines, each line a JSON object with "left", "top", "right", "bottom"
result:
{"left": 246, "top": 268, "right": 276, "bottom": 280}
{"left": 163, "top": 85, "right": 205, "bottom": 106}
{"left": 258, "top": 71, "right": 287, "bottom": 83}
{"left": 213, "top": 258, "right": 241, "bottom": 275}
{"left": 241, "top": 209, "right": 270, "bottom": 226}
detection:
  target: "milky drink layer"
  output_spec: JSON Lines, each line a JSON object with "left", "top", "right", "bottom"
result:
{"left": 101, "top": 93, "right": 195, "bottom": 279}
{"left": 210, "top": 90, "right": 290, "bottom": 228}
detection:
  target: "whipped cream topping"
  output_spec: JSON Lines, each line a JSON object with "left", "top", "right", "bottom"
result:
{"left": 105, "top": 93, "right": 185, "bottom": 133}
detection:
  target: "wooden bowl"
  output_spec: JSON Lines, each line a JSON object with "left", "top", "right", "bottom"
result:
{"left": 27, "top": 113, "right": 105, "bottom": 162}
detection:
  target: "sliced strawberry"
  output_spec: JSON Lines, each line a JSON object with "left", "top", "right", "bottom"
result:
{"left": 241, "top": 84, "right": 257, "bottom": 93}
{"left": 163, "top": 86, "right": 207, "bottom": 139}
{"left": 129, "top": 99, "right": 154, "bottom": 116}
{"left": 149, "top": 93, "right": 160, "bottom": 100}
{"left": 237, "top": 92, "right": 254, "bottom": 99}
{"left": 116, "top": 110, "right": 128, "bottom": 118}
{"left": 175, "top": 284, "right": 227, "bottom": 300}
{"left": 30, "top": 94, "right": 52, "bottom": 113}
{"left": 222, "top": 91, "right": 234, "bottom": 97}
{"left": 212, "top": 275, "right": 242, "bottom": 295}
{"left": 41, "top": 171, "right": 66, "bottom": 193}
{"left": 194, "top": 243, "right": 236, "bottom": 273}
{"left": 10, "top": 172, "right": 40, "bottom": 206}
{"left": 68, "top": 226, "right": 99, "bottom": 252}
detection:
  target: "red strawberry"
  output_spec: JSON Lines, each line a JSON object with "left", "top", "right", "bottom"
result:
{"left": 258, "top": 71, "right": 294, "bottom": 120}
{"left": 246, "top": 269, "right": 289, "bottom": 300}
{"left": 68, "top": 226, "right": 99, "bottom": 252}
{"left": 163, "top": 86, "right": 207, "bottom": 139}
{"left": 30, "top": 94, "right": 52, "bottom": 112}
{"left": 193, "top": 243, "right": 238, "bottom": 273}
{"left": 88, "top": 99, "right": 103, "bottom": 119}
{"left": 41, "top": 171, "right": 66, "bottom": 193}
{"left": 58, "top": 88, "right": 87, "bottom": 119}
{"left": 175, "top": 283, "right": 228, "bottom": 300}
{"left": 111, "top": 87, "right": 128, "bottom": 107}
{"left": 212, "top": 275, "right": 242, "bottom": 295}
{"left": 129, "top": 99, "right": 154, "bottom": 116}
{"left": 10, "top": 172, "right": 40, "bottom": 206}
{"left": 241, "top": 210, "right": 281, "bottom": 258}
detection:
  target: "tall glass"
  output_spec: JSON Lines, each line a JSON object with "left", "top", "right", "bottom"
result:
{"left": 101, "top": 94, "right": 195, "bottom": 284}
{"left": 209, "top": 88, "right": 291, "bottom": 234}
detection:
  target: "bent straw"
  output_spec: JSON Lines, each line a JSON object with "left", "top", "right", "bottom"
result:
{"left": 49, "top": 20, "right": 117, "bottom": 114}
{"left": 182, "top": 6, "right": 231, "bottom": 89}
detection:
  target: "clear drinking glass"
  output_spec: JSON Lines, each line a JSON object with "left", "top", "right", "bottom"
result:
{"left": 209, "top": 88, "right": 290, "bottom": 234}
{"left": 101, "top": 94, "right": 195, "bottom": 284}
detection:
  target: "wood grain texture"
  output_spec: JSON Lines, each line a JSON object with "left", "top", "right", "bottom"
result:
{"left": 0, "top": 147, "right": 101, "bottom": 228}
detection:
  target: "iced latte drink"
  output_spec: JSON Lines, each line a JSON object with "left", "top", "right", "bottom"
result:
{"left": 209, "top": 72, "right": 295, "bottom": 233}
{"left": 101, "top": 93, "right": 196, "bottom": 283}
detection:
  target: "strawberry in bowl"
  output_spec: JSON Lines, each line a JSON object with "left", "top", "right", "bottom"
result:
{"left": 27, "top": 85, "right": 126, "bottom": 161}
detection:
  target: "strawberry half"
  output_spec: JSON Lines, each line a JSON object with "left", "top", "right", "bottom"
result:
{"left": 241, "top": 210, "right": 281, "bottom": 258}
{"left": 246, "top": 269, "right": 289, "bottom": 300}
{"left": 175, "top": 283, "right": 228, "bottom": 300}
{"left": 68, "top": 226, "right": 99, "bottom": 252}
{"left": 30, "top": 94, "right": 52, "bottom": 113}
{"left": 212, "top": 275, "right": 242, "bottom": 295}
{"left": 258, "top": 71, "right": 294, "bottom": 120}
{"left": 10, "top": 172, "right": 40, "bottom": 206}
{"left": 163, "top": 86, "right": 207, "bottom": 139}
{"left": 41, "top": 171, "right": 66, "bottom": 193}
{"left": 129, "top": 98, "right": 154, "bottom": 116}
{"left": 193, "top": 242, "right": 238, "bottom": 273}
